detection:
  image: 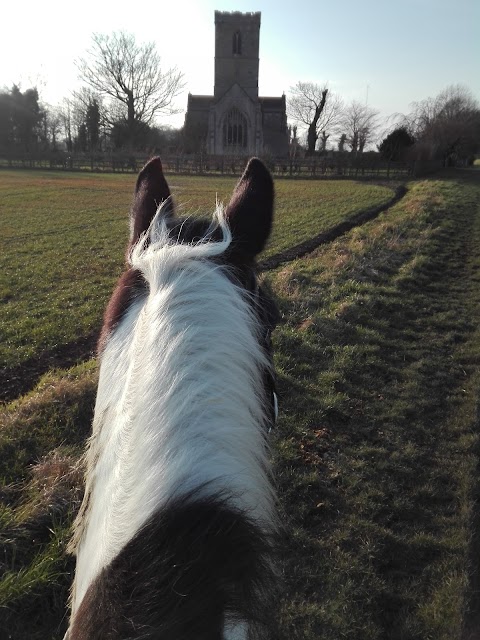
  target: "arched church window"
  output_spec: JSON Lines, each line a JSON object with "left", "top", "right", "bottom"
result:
{"left": 233, "top": 31, "right": 242, "bottom": 55}
{"left": 223, "top": 108, "right": 247, "bottom": 148}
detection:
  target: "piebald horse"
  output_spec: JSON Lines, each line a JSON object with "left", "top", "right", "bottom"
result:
{"left": 66, "top": 157, "right": 279, "bottom": 639}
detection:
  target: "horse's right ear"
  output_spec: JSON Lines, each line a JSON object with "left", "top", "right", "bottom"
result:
{"left": 130, "top": 157, "right": 174, "bottom": 244}
{"left": 224, "top": 158, "right": 274, "bottom": 259}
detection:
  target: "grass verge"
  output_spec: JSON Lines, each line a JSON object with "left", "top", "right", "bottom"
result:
{"left": 271, "top": 173, "right": 480, "bottom": 638}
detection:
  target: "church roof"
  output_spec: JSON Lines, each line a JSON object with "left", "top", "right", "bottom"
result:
{"left": 187, "top": 95, "right": 213, "bottom": 110}
{"left": 259, "top": 96, "right": 286, "bottom": 110}
{"left": 187, "top": 94, "right": 286, "bottom": 112}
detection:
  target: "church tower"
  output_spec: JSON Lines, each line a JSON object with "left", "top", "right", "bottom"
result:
{"left": 184, "top": 10, "right": 288, "bottom": 156}
{"left": 214, "top": 11, "right": 260, "bottom": 100}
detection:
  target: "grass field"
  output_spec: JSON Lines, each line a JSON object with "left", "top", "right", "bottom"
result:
{"left": 272, "top": 172, "right": 480, "bottom": 638}
{"left": 0, "top": 170, "right": 393, "bottom": 398}
{"left": 1, "top": 168, "right": 480, "bottom": 639}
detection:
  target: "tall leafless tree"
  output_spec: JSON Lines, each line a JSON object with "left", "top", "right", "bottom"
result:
{"left": 59, "top": 98, "right": 74, "bottom": 152}
{"left": 288, "top": 82, "right": 344, "bottom": 154}
{"left": 41, "top": 105, "right": 62, "bottom": 151}
{"left": 339, "top": 101, "right": 380, "bottom": 154}
{"left": 76, "top": 32, "right": 184, "bottom": 148}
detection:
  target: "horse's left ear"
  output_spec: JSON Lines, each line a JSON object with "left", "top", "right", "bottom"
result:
{"left": 130, "top": 157, "right": 174, "bottom": 244}
{"left": 225, "top": 158, "right": 274, "bottom": 258}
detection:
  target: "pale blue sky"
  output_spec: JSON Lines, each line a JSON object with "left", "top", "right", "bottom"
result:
{"left": 1, "top": 0, "right": 478, "bottom": 130}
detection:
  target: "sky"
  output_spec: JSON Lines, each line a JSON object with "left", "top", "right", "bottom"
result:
{"left": 1, "top": 0, "right": 478, "bottom": 133}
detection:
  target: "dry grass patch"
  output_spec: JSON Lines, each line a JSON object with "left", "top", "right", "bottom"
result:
{"left": 0, "top": 362, "right": 96, "bottom": 637}
{"left": 16, "top": 450, "right": 84, "bottom": 524}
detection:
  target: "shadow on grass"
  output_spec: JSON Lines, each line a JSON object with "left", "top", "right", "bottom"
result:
{"left": 0, "top": 332, "right": 98, "bottom": 404}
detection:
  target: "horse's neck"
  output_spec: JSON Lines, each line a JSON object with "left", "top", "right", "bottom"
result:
{"left": 72, "top": 265, "right": 272, "bottom": 613}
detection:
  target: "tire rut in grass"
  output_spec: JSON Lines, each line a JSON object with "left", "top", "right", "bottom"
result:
{"left": 259, "top": 184, "right": 407, "bottom": 271}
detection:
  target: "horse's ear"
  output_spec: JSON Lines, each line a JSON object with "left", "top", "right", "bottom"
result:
{"left": 224, "top": 157, "right": 274, "bottom": 258}
{"left": 130, "top": 157, "right": 174, "bottom": 244}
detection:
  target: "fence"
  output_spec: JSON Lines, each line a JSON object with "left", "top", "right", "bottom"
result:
{"left": 0, "top": 152, "right": 412, "bottom": 180}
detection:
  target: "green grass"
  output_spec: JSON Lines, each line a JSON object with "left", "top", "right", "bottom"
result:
{"left": 0, "top": 363, "right": 95, "bottom": 638}
{"left": 0, "top": 170, "right": 393, "bottom": 378}
{"left": 2, "top": 169, "right": 480, "bottom": 638}
{"left": 270, "top": 173, "right": 480, "bottom": 638}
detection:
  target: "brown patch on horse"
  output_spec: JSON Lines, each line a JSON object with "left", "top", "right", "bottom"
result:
{"left": 68, "top": 496, "right": 278, "bottom": 640}
{"left": 97, "top": 269, "right": 146, "bottom": 354}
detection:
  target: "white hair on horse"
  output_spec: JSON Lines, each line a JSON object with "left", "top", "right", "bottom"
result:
{"left": 66, "top": 157, "right": 278, "bottom": 640}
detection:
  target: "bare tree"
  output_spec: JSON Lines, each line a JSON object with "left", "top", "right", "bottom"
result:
{"left": 42, "top": 106, "right": 62, "bottom": 151}
{"left": 76, "top": 32, "right": 184, "bottom": 148}
{"left": 338, "top": 133, "right": 347, "bottom": 152}
{"left": 59, "top": 98, "right": 74, "bottom": 151}
{"left": 319, "top": 131, "right": 330, "bottom": 152}
{"left": 288, "top": 82, "right": 343, "bottom": 155}
{"left": 288, "top": 124, "right": 302, "bottom": 159}
{"left": 399, "top": 85, "right": 480, "bottom": 165}
{"left": 339, "top": 101, "right": 380, "bottom": 154}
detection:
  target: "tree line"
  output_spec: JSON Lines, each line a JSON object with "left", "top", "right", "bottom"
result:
{"left": 288, "top": 81, "right": 480, "bottom": 166}
{"left": 0, "top": 32, "right": 185, "bottom": 157}
{"left": 0, "top": 30, "right": 478, "bottom": 166}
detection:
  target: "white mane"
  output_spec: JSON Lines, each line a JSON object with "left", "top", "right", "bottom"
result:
{"left": 71, "top": 206, "right": 275, "bottom": 613}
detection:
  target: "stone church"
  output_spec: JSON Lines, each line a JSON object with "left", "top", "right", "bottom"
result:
{"left": 184, "top": 11, "right": 289, "bottom": 156}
